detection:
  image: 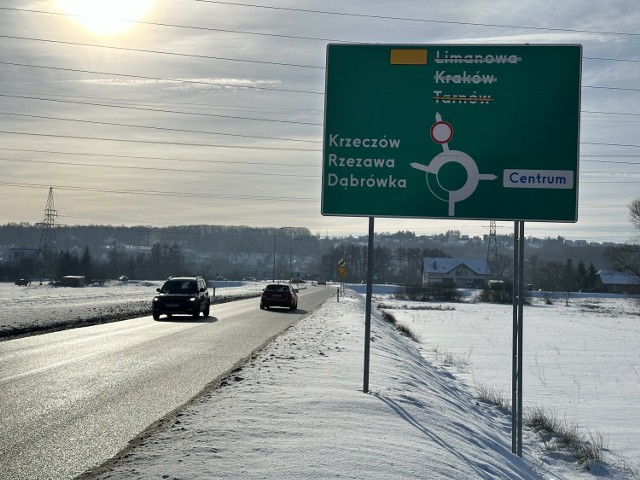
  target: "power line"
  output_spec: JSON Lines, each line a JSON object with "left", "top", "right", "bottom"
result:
{"left": 6, "top": 4, "right": 637, "bottom": 39}
{"left": 581, "top": 159, "right": 640, "bottom": 165}
{"left": 1, "top": 87, "right": 322, "bottom": 114}
{"left": 584, "top": 56, "right": 640, "bottom": 64}
{"left": 0, "top": 94, "right": 637, "bottom": 138}
{"left": 2, "top": 129, "right": 639, "bottom": 152}
{"left": 0, "top": 93, "right": 323, "bottom": 126}
{"left": 0, "top": 130, "right": 321, "bottom": 152}
{"left": 2, "top": 146, "right": 633, "bottom": 163}
{"left": 0, "top": 147, "right": 321, "bottom": 168}
{"left": 0, "top": 7, "right": 341, "bottom": 43}
{"left": 0, "top": 181, "right": 318, "bottom": 202}
{"left": 1, "top": 91, "right": 637, "bottom": 121}
{"left": 0, "top": 112, "right": 322, "bottom": 144}
{"left": 1, "top": 129, "right": 638, "bottom": 152}
{"left": 582, "top": 141, "right": 640, "bottom": 149}
{"left": 0, "top": 34, "right": 324, "bottom": 69}
{"left": 1, "top": 60, "right": 637, "bottom": 95}
{"left": 2, "top": 33, "right": 638, "bottom": 66}
{"left": 10, "top": 112, "right": 638, "bottom": 153}
{"left": 583, "top": 111, "right": 640, "bottom": 117}
{"left": 192, "top": 1, "right": 640, "bottom": 37}
{"left": 2, "top": 155, "right": 635, "bottom": 178}
{"left": 0, "top": 182, "right": 633, "bottom": 209}
{"left": 0, "top": 157, "right": 319, "bottom": 178}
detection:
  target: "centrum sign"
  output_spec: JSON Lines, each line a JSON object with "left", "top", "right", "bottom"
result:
{"left": 322, "top": 44, "right": 582, "bottom": 222}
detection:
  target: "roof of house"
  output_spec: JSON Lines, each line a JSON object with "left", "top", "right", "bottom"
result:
{"left": 422, "top": 257, "right": 490, "bottom": 275}
{"left": 597, "top": 270, "right": 640, "bottom": 286}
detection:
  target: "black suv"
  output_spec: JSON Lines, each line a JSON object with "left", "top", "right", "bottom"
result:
{"left": 152, "top": 276, "right": 211, "bottom": 320}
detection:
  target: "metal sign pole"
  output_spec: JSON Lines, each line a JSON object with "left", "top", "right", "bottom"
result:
{"left": 511, "top": 222, "right": 519, "bottom": 454}
{"left": 511, "top": 221, "right": 526, "bottom": 456}
{"left": 517, "top": 221, "right": 525, "bottom": 456}
{"left": 363, "top": 216, "right": 375, "bottom": 393}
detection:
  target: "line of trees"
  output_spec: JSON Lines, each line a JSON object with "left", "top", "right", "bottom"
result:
{"left": 6, "top": 195, "right": 640, "bottom": 288}
{"left": 0, "top": 238, "right": 611, "bottom": 292}
{"left": 317, "top": 243, "right": 599, "bottom": 291}
{"left": 319, "top": 245, "right": 448, "bottom": 285}
{"left": 48, "top": 242, "right": 193, "bottom": 281}
{"left": 526, "top": 255, "right": 598, "bottom": 293}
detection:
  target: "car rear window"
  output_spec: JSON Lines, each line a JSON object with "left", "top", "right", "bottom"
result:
{"left": 266, "top": 284, "right": 289, "bottom": 292}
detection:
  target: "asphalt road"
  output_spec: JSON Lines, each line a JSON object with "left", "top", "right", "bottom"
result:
{"left": 0, "top": 286, "right": 336, "bottom": 480}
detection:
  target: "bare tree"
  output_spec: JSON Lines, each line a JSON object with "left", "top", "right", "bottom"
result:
{"left": 631, "top": 197, "right": 640, "bottom": 233}
{"left": 604, "top": 197, "right": 640, "bottom": 277}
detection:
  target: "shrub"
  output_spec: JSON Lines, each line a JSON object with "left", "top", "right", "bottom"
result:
{"left": 541, "top": 290, "right": 556, "bottom": 305}
{"left": 526, "top": 407, "right": 607, "bottom": 467}
{"left": 394, "top": 285, "right": 463, "bottom": 302}
{"left": 379, "top": 309, "right": 420, "bottom": 341}
{"left": 476, "top": 386, "right": 511, "bottom": 413}
{"left": 478, "top": 281, "right": 532, "bottom": 304}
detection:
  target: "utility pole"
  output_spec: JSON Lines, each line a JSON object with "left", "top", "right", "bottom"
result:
{"left": 486, "top": 220, "right": 498, "bottom": 279}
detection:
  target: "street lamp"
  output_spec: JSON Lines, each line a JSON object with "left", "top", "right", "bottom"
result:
{"left": 272, "top": 227, "right": 293, "bottom": 282}
{"left": 289, "top": 237, "right": 302, "bottom": 279}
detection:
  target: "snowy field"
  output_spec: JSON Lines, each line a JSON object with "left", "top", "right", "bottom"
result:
{"left": 2, "top": 281, "right": 639, "bottom": 478}
{"left": 383, "top": 292, "right": 640, "bottom": 475}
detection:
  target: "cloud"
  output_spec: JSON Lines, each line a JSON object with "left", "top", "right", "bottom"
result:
{"left": 0, "top": 0, "right": 638, "bottom": 243}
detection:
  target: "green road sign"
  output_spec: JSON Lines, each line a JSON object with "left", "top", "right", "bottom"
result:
{"left": 322, "top": 44, "right": 582, "bottom": 222}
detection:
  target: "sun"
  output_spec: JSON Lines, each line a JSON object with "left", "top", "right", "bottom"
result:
{"left": 56, "top": 0, "right": 152, "bottom": 35}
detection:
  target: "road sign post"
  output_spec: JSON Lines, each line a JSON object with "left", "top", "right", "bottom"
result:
{"left": 322, "top": 44, "right": 582, "bottom": 457}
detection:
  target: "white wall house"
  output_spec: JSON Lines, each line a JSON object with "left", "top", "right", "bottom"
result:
{"left": 422, "top": 257, "right": 491, "bottom": 288}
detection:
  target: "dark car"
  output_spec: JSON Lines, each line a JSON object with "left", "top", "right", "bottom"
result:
{"left": 260, "top": 283, "right": 298, "bottom": 311}
{"left": 152, "top": 276, "right": 211, "bottom": 320}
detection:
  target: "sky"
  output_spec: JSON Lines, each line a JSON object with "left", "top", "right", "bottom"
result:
{"left": 0, "top": 0, "right": 639, "bottom": 244}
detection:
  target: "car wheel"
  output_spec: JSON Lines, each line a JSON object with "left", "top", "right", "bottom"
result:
{"left": 152, "top": 312, "right": 160, "bottom": 320}
{"left": 193, "top": 310, "right": 199, "bottom": 318}
{"left": 260, "top": 303, "right": 265, "bottom": 310}
{"left": 203, "top": 303, "right": 210, "bottom": 317}
{"left": 289, "top": 303, "right": 296, "bottom": 311}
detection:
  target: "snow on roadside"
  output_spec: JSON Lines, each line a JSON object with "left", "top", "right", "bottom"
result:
{"left": 84, "top": 289, "right": 578, "bottom": 480}
{"left": 0, "top": 281, "right": 265, "bottom": 340}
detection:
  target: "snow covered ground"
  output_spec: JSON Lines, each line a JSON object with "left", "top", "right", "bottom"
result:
{"left": 0, "top": 280, "right": 265, "bottom": 339}
{"left": 2, "top": 282, "right": 638, "bottom": 479}
{"left": 382, "top": 293, "right": 640, "bottom": 475}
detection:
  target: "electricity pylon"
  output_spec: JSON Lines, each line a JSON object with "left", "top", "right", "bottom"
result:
{"left": 37, "top": 187, "right": 58, "bottom": 261}
{"left": 485, "top": 221, "right": 498, "bottom": 279}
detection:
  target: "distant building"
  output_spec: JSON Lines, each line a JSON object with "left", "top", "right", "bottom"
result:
{"left": 422, "top": 257, "right": 491, "bottom": 288}
{"left": 595, "top": 270, "right": 640, "bottom": 294}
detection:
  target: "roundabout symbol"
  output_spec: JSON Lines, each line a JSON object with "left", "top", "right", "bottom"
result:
{"left": 411, "top": 113, "right": 497, "bottom": 216}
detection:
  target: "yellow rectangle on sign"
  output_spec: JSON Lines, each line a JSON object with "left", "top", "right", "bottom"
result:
{"left": 390, "top": 49, "right": 428, "bottom": 65}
